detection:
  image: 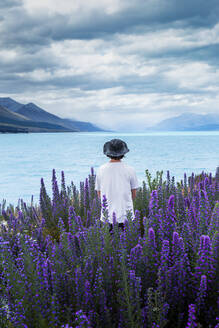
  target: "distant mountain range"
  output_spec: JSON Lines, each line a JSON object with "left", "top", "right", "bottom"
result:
{"left": 0, "top": 97, "right": 104, "bottom": 133}
{"left": 147, "top": 113, "right": 219, "bottom": 131}
{"left": 1, "top": 98, "right": 218, "bottom": 133}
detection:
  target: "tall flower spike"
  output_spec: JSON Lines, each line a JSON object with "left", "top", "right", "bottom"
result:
{"left": 158, "top": 240, "right": 170, "bottom": 296}
{"left": 102, "top": 194, "right": 109, "bottom": 222}
{"left": 168, "top": 194, "right": 175, "bottom": 210}
{"left": 149, "top": 190, "right": 158, "bottom": 213}
{"left": 148, "top": 227, "right": 156, "bottom": 248}
{"left": 196, "top": 274, "right": 207, "bottom": 312}
{"left": 113, "top": 211, "right": 117, "bottom": 225}
{"left": 195, "top": 235, "right": 215, "bottom": 284}
{"left": 186, "top": 304, "right": 197, "bottom": 328}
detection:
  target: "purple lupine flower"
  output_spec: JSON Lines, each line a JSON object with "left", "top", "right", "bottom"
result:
{"left": 68, "top": 206, "right": 77, "bottom": 233}
{"left": 74, "top": 267, "right": 85, "bottom": 308}
{"left": 169, "top": 231, "right": 192, "bottom": 307}
{"left": 189, "top": 172, "right": 195, "bottom": 192}
{"left": 130, "top": 244, "right": 143, "bottom": 262}
{"left": 134, "top": 209, "right": 141, "bottom": 230}
{"left": 186, "top": 304, "right": 197, "bottom": 328}
{"left": 195, "top": 235, "right": 215, "bottom": 284}
{"left": 204, "top": 176, "right": 209, "bottom": 188}
{"left": 58, "top": 218, "right": 66, "bottom": 233}
{"left": 166, "top": 170, "right": 170, "bottom": 193}
{"left": 61, "top": 170, "right": 67, "bottom": 197}
{"left": 84, "top": 178, "right": 90, "bottom": 215}
{"left": 148, "top": 227, "right": 156, "bottom": 248}
{"left": 92, "top": 266, "right": 110, "bottom": 325}
{"left": 75, "top": 310, "right": 92, "bottom": 328}
{"left": 1, "top": 168, "right": 218, "bottom": 327}
{"left": 208, "top": 202, "right": 219, "bottom": 237}
{"left": 160, "top": 195, "right": 176, "bottom": 240}
{"left": 148, "top": 190, "right": 163, "bottom": 239}
{"left": 187, "top": 202, "right": 199, "bottom": 240}
{"left": 74, "top": 234, "right": 81, "bottom": 257}
{"left": 184, "top": 172, "right": 188, "bottom": 189}
{"left": 184, "top": 197, "right": 191, "bottom": 209}
{"left": 149, "top": 190, "right": 158, "bottom": 214}
{"left": 172, "top": 231, "right": 179, "bottom": 246}
{"left": 168, "top": 194, "right": 175, "bottom": 209}
{"left": 83, "top": 279, "right": 93, "bottom": 311}
{"left": 86, "top": 210, "right": 91, "bottom": 227}
{"left": 112, "top": 211, "right": 117, "bottom": 226}
{"left": 129, "top": 269, "right": 142, "bottom": 305}
{"left": 158, "top": 240, "right": 170, "bottom": 295}
{"left": 196, "top": 274, "right": 207, "bottom": 313}
{"left": 102, "top": 194, "right": 109, "bottom": 221}
{"left": 52, "top": 169, "right": 60, "bottom": 217}
{"left": 76, "top": 215, "right": 83, "bottom": 230}
{"left": 130, "top": 269, "right": 142, "bottom": 290}
{"left": 198, "top": 189, "right": 211, "bottom": 234}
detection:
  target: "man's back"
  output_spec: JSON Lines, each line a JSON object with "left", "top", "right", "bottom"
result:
{"left": 95, "top": 161, "right": 138, "bottom": 222}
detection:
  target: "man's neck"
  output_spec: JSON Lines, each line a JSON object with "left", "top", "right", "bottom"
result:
{"left": 110, "top": 159, "right": 121, "bottom": 163}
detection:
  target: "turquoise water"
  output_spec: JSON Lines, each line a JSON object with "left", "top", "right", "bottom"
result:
{"left": 0, "top": 131, "right": 219, "bottom": 205}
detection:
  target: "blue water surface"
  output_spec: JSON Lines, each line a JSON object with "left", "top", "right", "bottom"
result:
{"left": 0, "top": 131, "right": 218, "bottom": 205}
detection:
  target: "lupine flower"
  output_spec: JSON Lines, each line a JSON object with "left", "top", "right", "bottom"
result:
{"left": 130, "top": 243, "right": 143, "bottom": 271}
{"left": 158, "top": 240, "right": 170, "bottom": 296}
{"left": 148, "top": 227, "right": 156, "bottom": 248}
{"left": 186, "top": 304, "right": 197, "bottom": 328}
{"left": 196, "top": 274, "right": 207, "bottom": 314}
{"left": 195, "top": 235, "right": 215, "bottom": 284}
{"left": 0, "top": 169, "right": 218, "bottom": 328}
{"left": 102, "top": 194, "right": 109, "bottom": 222}
{"left": 75, "top": 310, "right": 92, "bottom": 328}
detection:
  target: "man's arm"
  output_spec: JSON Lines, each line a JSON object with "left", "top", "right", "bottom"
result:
{"left": 130, "top": 168, "right": 138, "bottom": 200}
{"left": 131, "top": 188, "right": 137, "bottom": 200}
{"left": 95, "top": 169, "right": 101, "bottom": 199}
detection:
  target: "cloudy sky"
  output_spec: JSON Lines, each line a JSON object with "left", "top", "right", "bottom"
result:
{"left": 1, "top": 0, "right": 219, "bottom": 131}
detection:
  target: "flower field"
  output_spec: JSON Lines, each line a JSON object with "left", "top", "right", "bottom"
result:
{"left": 0, "top": 168, "right": 218, "bottom": 328}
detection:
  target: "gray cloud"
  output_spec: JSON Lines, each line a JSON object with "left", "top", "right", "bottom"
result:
{"left": 0, "top": 0, "right": 219, "bottom": 130}
{"left": 1, "top": 0, "right": 219, "bottom": 48}
{"left": 0, "top": 0, "right": 20, "bottom": 9}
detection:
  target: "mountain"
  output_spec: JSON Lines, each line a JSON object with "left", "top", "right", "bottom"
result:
{"left": 0, "top": 97, "right": 104, "bottom": 133}
{"left": 0, "top": 105, "right": 30, "bottom": 122}
{"left": 16, "top": 103, "right": 104, "bottom": 132}
{"left": 62, "top": 118, "right": 104, "bottom": 132}
{"left": 15, "top": 102, "right": 79, "bottom": 130}
{"left": 148, "top": 113, "right": 219, "bottom": 131}
{"left": 0, "top": 105, "right": 73, "bottom": 133}
{"left": 0, "top": 97, "right": 23, "bottom": 112}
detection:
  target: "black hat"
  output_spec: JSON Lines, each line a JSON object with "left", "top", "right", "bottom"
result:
{"left": 103, "top": 139, "right": 129, "bottom": 157}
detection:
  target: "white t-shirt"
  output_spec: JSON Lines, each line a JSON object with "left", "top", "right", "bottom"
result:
{"left": 95, "top": 161, "right": 139, "bottom": 223}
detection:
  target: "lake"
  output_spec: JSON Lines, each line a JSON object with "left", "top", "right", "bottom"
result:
{"left": 0, "top": 131, "right": 219, "bottom": 205}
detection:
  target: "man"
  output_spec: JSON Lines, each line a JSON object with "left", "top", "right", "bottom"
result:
{"left": 95, "top": 139, "right": 138, "bottom": 227}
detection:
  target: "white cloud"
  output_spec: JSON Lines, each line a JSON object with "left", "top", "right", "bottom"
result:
{"left": 22, "top": 0, "right": 126, "bottom": 16}
{"left": 164, "top": 62, "right": 219, "bottom": 89}
{"left": 1, "top": 0, "right": 219, "bottom": 131}
{"left": 0, "top": 49, "right": 17, "bottom": 62}
{"left": 116, "top": 23, "right": 219, "bottom": 56}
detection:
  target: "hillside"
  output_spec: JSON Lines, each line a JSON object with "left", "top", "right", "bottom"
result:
{"left": 0, "top": 97, "right": 104, "bottom": 132}
{"left": 16, "top": 103, "right": 76, "bottom": 128}
{"left": 62, "top": 118, "right": 104, "bottom": 132}
{"left": 148, "top": 113, "right": 219, "bottom": 131}
{"left": 0, "top": 105, "right": 73, "bottom": 133}
{"left": 0, "top": 97, "right": 23, "bottom": 112}
{"left": 0, "top": 105, "right": 30, "bottom": 122}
